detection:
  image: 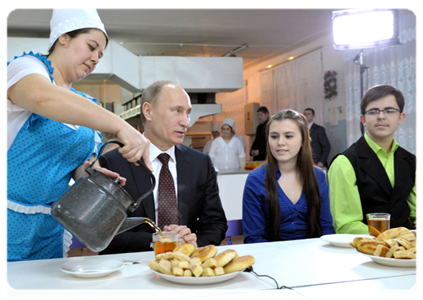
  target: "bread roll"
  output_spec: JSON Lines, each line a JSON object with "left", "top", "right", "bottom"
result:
{"left": 170, "top": 259, "right": 179, "bottom": 269}
{"left": 191, "top": 245, "right": 218, "bottom": 262}
{"left": 201, "top": 267, "right": 215, "bottom": 277}
{"left": 173, "top": 243, "right": 195, "bottom": 256}
{"left": 385, "top": 245, "right": 400, "bottom": 258}
{"left": 155, "top": 252, "right": 174, "bottom": 260}
{"left": 178, "top": 261, "right": 191, "bottom": 269}
{"left": 396, "top": 237, "right": 411, "bottom": 249}
{"left": 397, "top": 232, "right": 416, "bottom": 242}
{"left": 214, "top": 266, "right": 225, "bottom": 276}
{"left": 373, "top": 244, "right": 390, "bottom": 257}
{"left": 157, "top": 259, "right": 172, "bottom": 275}
{"left": 357, "top": 240, "right": 386, "bottom": 255}
{"left": 190, "top": 257, "right": 202, "bottom": 266}
{"left": 202, "top": 258, "right": 218, "bottom": 269}
{"left": 191, "top": 263, "right": 203, "bottom": 277}
{"left": 393, "top": 250, "right": 416, "bottom": 259}
{"left": 385, "top": 239, "right": 398, "bottom": 248}
{"left": 172, "top": 266, "right": 184, "bottom": 276}
{"left": 376, "top": 227, "right": 411, "bottom": 242}
{"left": 173, "top": 251, "right": 191, "bottom": 261}
{"left": 214, "top": 249, "right": 238, "bottom": 267}
{"left": 148, "top": 259, "right": 160, "bottom": 272}
{"left": 223, "top": 255, "right": 255, "bottom": 274}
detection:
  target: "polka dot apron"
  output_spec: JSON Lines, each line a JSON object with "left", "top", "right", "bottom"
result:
{"left": 7, "top": 52, "right": 100, "bottom": 261}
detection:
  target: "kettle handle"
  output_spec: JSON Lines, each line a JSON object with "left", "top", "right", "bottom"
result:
{"left": 87, "top": 139, "right": 156, "bottom": 212}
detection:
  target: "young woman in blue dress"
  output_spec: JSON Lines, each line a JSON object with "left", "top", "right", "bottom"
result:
{"left": 242, "top": 109, "right": 334, "bottom": 243}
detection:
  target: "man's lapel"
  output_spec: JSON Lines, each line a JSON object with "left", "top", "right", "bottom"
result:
{"left": 175, "top": 145, "right": 191, "bottom": 225}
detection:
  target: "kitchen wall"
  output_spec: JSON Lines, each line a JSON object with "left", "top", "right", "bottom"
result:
{"left": 212, "top": 32, "right": 348, "bottom": 162}
{"left": 74, "top": 31, "right": 349, "bottom": 162}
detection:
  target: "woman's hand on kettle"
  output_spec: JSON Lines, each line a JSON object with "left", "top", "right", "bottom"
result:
{"left": 82, "top": 160, "right": 128, "bottom": 186}
{"left": 164, "top": 224, "right": 198, "bottom": 248}
{"left": 115, "top": 124, "right": 154, "bottom": 172}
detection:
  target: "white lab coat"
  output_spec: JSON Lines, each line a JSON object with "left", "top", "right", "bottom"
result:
{"left": 209, "top": 136, "right": 246, "bottom": 171}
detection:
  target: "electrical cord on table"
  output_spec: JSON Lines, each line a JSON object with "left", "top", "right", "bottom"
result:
{"left": 243, "top": 266, "right": 293, "bottom": 290}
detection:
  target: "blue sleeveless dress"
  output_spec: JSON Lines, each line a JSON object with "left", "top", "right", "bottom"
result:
{"left": 7, "top": 52, "right": 101, "bottom": 261}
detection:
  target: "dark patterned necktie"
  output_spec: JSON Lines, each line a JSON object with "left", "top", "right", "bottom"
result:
{"left": 157, "top": 153, "right": 178, "bottom": 228}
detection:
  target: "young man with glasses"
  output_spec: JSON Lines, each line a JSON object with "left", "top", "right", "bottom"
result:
{"left": 328, "top": 84, "right": 416, "bottom": 234}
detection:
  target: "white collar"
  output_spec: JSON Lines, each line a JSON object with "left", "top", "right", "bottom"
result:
{"left": 149, "top": 143, "right": 176, "bottom": 163}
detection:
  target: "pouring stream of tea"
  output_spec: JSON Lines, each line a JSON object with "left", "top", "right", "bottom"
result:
{"left": 144, "top": 217, "right": 164, "bottom": 238}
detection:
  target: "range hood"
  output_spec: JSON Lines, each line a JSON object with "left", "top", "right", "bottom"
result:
{"left": 5, "top": 37, "right": 244, "bottom": 126}
{"left": 8, "top": 38, "right": 244, "bottom": 127}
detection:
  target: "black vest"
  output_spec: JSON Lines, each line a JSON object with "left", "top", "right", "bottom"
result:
{"left": 331, "top": 136, "right": 415, "bottom": 229}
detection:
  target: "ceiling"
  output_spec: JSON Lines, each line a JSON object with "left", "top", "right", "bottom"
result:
{"left": 7, "top": 9, "right": 336, "bottom": 69}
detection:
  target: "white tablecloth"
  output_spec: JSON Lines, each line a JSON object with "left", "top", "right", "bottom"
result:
{"left": 6, "top": 237, "right": 417, "bottom": 299}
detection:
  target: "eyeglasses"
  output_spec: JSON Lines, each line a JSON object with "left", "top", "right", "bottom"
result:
{"left": 364, "top": 108, "right": 400, "bottom": 116}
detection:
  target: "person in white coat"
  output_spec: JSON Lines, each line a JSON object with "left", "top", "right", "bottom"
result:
{"left": 209, "top": 118, "right": 246, "bottom": 171}
{"left": 203, "top": 123, "right": 220, "bottom": 154}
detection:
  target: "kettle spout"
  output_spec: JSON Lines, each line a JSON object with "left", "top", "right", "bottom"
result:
{"left": 117, "top": 217, "right": 146, "bottom": 235}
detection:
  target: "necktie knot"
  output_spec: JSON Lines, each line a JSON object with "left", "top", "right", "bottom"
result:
{"left": 158, "top": 153, "right": 170, "bottom": 165}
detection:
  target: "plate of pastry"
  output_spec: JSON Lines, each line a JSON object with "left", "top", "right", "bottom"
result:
{"left": 361, "top": 253, "right": 416, "bottom": 268}
{"left": 320, "top": 234, "right": 370, "bottom": 248}
{"left": 149, "top": 245, "right": 255, "bottom": 285}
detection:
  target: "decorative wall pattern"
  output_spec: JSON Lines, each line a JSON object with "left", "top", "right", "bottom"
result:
{"left": 260, "top": 48, "right": 324, "bottom": 125}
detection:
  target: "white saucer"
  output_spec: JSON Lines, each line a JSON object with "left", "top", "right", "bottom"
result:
{"left": 61, "top": 258, "right": 124, "bottom": 278}
{"left": 320, "top": 234, "right": 370, "bottom": 248}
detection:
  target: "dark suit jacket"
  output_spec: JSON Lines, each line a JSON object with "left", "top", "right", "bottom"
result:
{"left": 310, "top": 123, "right": 331, "bottom": 167}
{"left": 250, "top": 119, "right": 268, "bottom": 161}
{"left": 98, "top": 144, "right": 228, "bottom": 255}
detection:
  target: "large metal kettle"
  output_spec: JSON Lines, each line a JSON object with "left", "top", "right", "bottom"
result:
{"left": 52, "top": 140, "right": 155, "bottom": 252}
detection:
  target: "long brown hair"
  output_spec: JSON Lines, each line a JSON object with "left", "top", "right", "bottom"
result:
{"left": 265, "top": 109, "right": 322, "bottom": 240}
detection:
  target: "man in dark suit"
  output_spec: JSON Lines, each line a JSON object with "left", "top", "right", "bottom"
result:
{"left": 99, "top": 80, "right": 227, "bottom": 255}
{"left": 303, "top": 108, "right": 331, "bottom": 168}
{"left": 250, "top": 106, "right": 269, "bottom": 161}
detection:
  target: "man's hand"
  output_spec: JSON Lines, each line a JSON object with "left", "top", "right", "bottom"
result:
{"left": 164, "top": 224, "right": 197, "bottom": 248}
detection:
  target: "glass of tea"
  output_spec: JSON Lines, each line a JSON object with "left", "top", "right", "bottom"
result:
{"left": 152, "top": 231, "right": 178, "bottom": 256}
{"left": 366, "top": 213, "right": 390, "bottom": 237}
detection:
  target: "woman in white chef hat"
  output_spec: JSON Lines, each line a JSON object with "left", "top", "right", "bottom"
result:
{"left": 7, "top": 9, "right": 152, "bottom": 262}
{"left": 209, "top": 118, "right": 246, "bottom": 171}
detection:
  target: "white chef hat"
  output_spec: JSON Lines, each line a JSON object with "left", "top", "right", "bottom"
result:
{"left": 212, "top": 123, "right": 220, "bottom": 132}
{"left": 222, "top": 118, "right": 235, "bottom": 130}
{"left": 48, "top": 9, "right": 108, "bottom": 51}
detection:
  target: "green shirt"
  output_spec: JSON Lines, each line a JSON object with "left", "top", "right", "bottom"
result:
{"left": 328, "top": 133, "right": 416, "bottom": 234}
